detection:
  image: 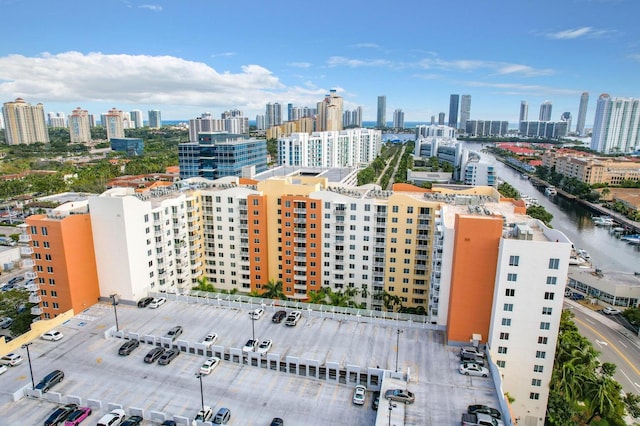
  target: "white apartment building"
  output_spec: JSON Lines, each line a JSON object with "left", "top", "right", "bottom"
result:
{"left": 277, "top": 128, "right": 382, "bottom": 168}
{"left": 591, "top": 94, "right": 640, "bottom": 154}
{"left": 68, "top": 107, "right": 92, "bottom": 143}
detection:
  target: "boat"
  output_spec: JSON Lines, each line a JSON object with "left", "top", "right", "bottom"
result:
{"left": 521, "top": 196, "right": 539, "bottom": 208}
{"left": 621, "top": 234, "right": 640, "bottom": 245}
{"left": 544, "top": 186, "right": 557, "bottom": 196}
{"left": 576, "top": 249, "right": 591, "bottom": 260}
{"left": 610, "top": 227, "right": 625, "bottom": 234}
{"left": 592, "top": 215, "right": 615, "bottom": 226}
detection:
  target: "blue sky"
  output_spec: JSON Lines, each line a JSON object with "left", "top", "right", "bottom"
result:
{"left": 0, "top": 0, "right": 638, "bottom": 125}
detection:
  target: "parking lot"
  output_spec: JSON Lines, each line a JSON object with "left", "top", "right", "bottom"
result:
{"left": 0, "top": 298, "right": 503, "bottom": 425}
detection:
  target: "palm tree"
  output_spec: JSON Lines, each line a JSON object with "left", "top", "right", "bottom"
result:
{"left": 261, "top": 279, "right": 286, "bottom": 300}
{"left": 194, "top": 276, "right": 216, "bottom": 292}
{"left": 323, "top": 287, "right": 352, "bottom": 307}
{"left": 308, "top": 289, "right": 327, "bottom": 304}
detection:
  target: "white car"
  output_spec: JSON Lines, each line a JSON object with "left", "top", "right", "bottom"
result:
{"left": 0, "top": 364, "right": 7, "bottom": 375}
{"left": 257, "top": 339, "right": 273, "bottom": 354}
{"left": 41, "top": 330, "right": 64, "bottom": 341}
{"left": 285, "top": 311, "right": 302, "bottom": 326}
{"left": 192, "top": 406, "right": 213, "bottom": 425}
{"left": 0, "top": 353, "right": 23, "bottom": 367}
{"left": 148, "top": 297, "right": 167, "bottom": 309}
{"left": 96, "top": 408, "right": 126, "bottom": 426}
{"left": 460, "top": 346, "right": 485, "bottom": 358}
{"left": 249, "top": 308, "right": 265, "bottom": 320}
{"left": 459, "top": 362, "right": 489, "bottom": 377}
{"left": 602, "top": 307, "right": 622, "bottom": 315}
{"left": 352, "top": 385, "right": 366, "bottom": 405}
{"left": 242, "top": 339, "right": 258, "bottom": 353}
{"left": 199, "top": 357, "right": 221, "bottom": 375}
{"left": 201, "top": 333, "right": 219, "bottom": 348}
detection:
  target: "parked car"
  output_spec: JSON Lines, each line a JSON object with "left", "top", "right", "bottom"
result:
{"left": 285, "top": 311, "right": 302, "bottom": 326}
{"left": 0, "top": 352, "right": 23, "bottom": 366}
{"left": 467, "top": 404, "right": 502, "bottom": 420}
{"left": 384, "top": 389, "right": 415, "bottom": 404}
{"left": 160, "top": 421, "right": 177, "bottom": 426}
{"left": 249, "top": 308, "right": 265, "bottom": 319}
{"left": 270, "top": 418, "right": 284, "bottom": 426}
{"left": 271, "top": 310, "right": 287, "bottom": 323}
{"left": 352, "top": 384, "right": 366, "bottom": 405}
{"left": 460, "top": 352, "right": 485, "bottom": 365}
{"left": 158, "top": 348, "right": 180, "bottom": 365}
{"left": 144, "top": 347, "right": 165, "bottom": 364}
{"left": 41, "top": 330, "right": 64, "bottom": 341}
{"left": 0, "top": 364, "right": 8, "bottom": 375}
{"left": 201, "top": 333, "right": 218, "bottom": 347}
{"left": 121, "top": 415, "right": 143, "bottom": 426}
{"left": 212, "top": 407, "right": 231, "bottom": 425}
{"left": 44, "top": 403, "right": 77, "bottom": 426}
{"left": 257, "top": 339, "right": 273, "bottom": 354}
{"left": 199, "top": 357, "right": 221, "bottom": 375}
{"left": 165, "top": 325, "right": 183, "bottom": 340}
{"left": 571, "top": 292, "right": 585, "bottom": 301}
{"left": 148, "top": 297, "right": 167, "bottom": 309}
{"left": 371, "top": 391, "right": 380, "bottom": 410}
{"left": 192, "top": 406, "right": 213, "bottom": 425}
{"left": 64, "top": 406, "right": 92, "bottom": 426}
{"left": 603, "top": 306, "right": 622, "bottom": 315}
{"left": 96, "top": 408, "right": 126, "bottom": 426}
{"left": 35, "top": 369, "right": 65, "bottom": 392}
{"left": 137, "top": 297, "right": 154, "bottom": 308}
{"left": 460, "top": 346, "right": 485, "bottom": 359}
{"left": 8, "top": 276, "right": 24, "bottom": 285}
{"left": 118, "top": 339, "right": 140, "bottom": 356}
{"left": 242, "top": 339, "right": 258, "bottom": 353}
{"left": 0, "top": 317, "right": 13, "bottom": 329}
{"left": 462, "top": 412, "right": 505, "bottom": 426}
{"left": 459, "top": 362, "right": 489, "bottom": 377}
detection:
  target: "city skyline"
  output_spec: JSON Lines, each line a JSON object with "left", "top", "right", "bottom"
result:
{"left": 0, "top": 1, "right": 638, "bottom": 124}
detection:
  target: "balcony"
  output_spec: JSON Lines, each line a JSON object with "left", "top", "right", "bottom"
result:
{"left": 294, "top": 265, "right": 306, "bottom": 272}
{"left": 19, "top": 234, "right": 31, "bottom": 243}
{"left": 22, "top": 259, "right": 35, "bottom": 268}
{"left": 20, "top": 247, "right": 33, "bottom": 257}
{"left": 294, "top": 274, "right": 307, "bottom": 281}
{"left": 31, "top": 306, "right": 43, "bottom": 316}
{"left": 29, "top": 294, "right": 41, "bottom": 304}
{"left": 25, "top": 271, "right": 38, "bottom": 280}
{"left": 26, "top": 283, "right": 38, "bottom": 292}
{"left": 294, "top": 247, "right": 306, "bottom": 253}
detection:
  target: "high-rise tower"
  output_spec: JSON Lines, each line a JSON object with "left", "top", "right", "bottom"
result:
{"left": 576, "top": 92, "right": 589, "bottom": 136}
{"left": 393, "top": 109, "right": 405, "bottom": 129}
{"left": 2, "top": 98, "right": 50, "bottom": 145}
{"left": 68, "top": 107, "right": 92, "bottom": 143}
{"left": 460, "top": 95, "right": 471, "bottom": 130}
{"left": 377, "top": 96, "right": 387, "bottom": 128}
{"left": 448, "top": 94, "right": 460, "bottom": 128}
{"left": 591, "top": 94, "right": 640, "bottom": 154}
{"left": 316, "top": 90, "right": 343, "bottom": 131}
{"left": 148, "top": 110, "right": 162, "bottom": 128}
{"left": 519, "top": 101, "right": 529, "bottom": 122}
{"left": 539, "top": 101, "right": 552, "bottom": 121}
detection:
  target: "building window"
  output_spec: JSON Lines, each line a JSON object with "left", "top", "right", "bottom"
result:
{"left": 505, "top": 289, "right": 515, "bottom": 297}
{"left": 49, "top": 278, "right": 55, "bottom": 285}
{"left": 501, "top": 318, "right": 511, "bottom": 326}
{"left": 51, "top": 291, "right": 57, "bottom": 297}
{"left": 46, "top": 266, "right": 53, "bottom": 273}
{"left": 548, "top": 258, "right": 560, "bottom": 269}
{"left": 530, "top": 392, "right": 540, "bottom": 400}
{"left": 498, "top": 346, "right": 508, "bottom": 354}
{"left": 531, "top": 378, "right": 542, "bottom": 387}
{"left": 43, "top": 241, "right": 50, "bottom": 248}
{"left": 546, "top": 276, "right": 557, "bottom": 285}
{"left": 30, "top": 225, "right": 37, "bottom": 235}
{"left": 509, "top": 255, "right": 519, "bottom": 266}
{"left": 499, "top": 332, "right": 509, "bottom": 340}
{"left": 542, "top": 307, "right": 553, "bottom": 315}
{"left": 536, "top": 351, "right": 546, "bottom": 359}
{"left": 540, "top": 322, "right": 551, "bottom": 330}
{"left": 533, "top": 365, "right": 544, "bottom": 373}
{"left": 45, "top": 254, "right": 52, "bottom": 261}
{"left": 41, "top": 227, "right": 48, "bottom": 236}
{"left": 52, "top": 302, "right": 59, "bottom": 310}
{"left": 503, "top": 303, "right": 513, "bottom": 312}
{"left": 497, "top": 360, "right": 506, "bottom": 368}
{"left": 544, "top": 292, "right": 555, "bottom": 300}
{"left": 538, "top": 336, "right": 548, "bottom": 344}
{"left": 507, "top": 273, "right": 517, "bottom": 282}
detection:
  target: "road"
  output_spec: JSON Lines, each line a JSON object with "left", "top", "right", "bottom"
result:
{"left": 565, "top": 300, "right": 640, "bottom": 395}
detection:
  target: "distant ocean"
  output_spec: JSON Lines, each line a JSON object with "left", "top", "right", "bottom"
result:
{"left": 161, "top": 119, "right": 523, "bottom": 129}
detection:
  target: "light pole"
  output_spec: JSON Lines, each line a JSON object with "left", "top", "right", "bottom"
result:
{"left": 388, "top": 402, "right": 397, "bottom": 426}
{"left": 250, "top": 315, "right": 256, "bottom": 342}
{"left": 109, "top": 293, "right": 120, "bottom": 332}
{"left": 196, "top": 373, "right": 205, "bottom": 413}
{"left": 395, "top": 329, "right": 403, "bottom": 372}
{"left": 22, "top": 342, "right": 35, "bottom": 389}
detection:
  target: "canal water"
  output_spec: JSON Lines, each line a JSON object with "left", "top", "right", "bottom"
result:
{"left": 465, "top": 142, "right": 640, "bottom": 274}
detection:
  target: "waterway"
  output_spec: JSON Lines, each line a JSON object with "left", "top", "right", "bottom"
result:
{"left": 462, "top": 141, "right": 640, "bottom": 274}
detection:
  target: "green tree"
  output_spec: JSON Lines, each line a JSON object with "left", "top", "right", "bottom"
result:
{"left": 0, "top": 288, "right": 33, "bottom": 335}
{"left": 526, "top": 205, "right": 553, "bottom": 227}
{"left": 193, "top": 276, "right": 216, "bottom": 292}
{"left": 497, "top": 182, "right": 520, "bottom": 199}
{"left": 261, "top": 280, "right": 286, "bottom": 300}
{"left": 308, "top": 289, "right": 327, "bottom": 304}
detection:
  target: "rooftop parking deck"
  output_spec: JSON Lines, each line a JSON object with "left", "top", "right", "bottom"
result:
{"left": 0, "top": 297, "right": 504, "bottom": 425}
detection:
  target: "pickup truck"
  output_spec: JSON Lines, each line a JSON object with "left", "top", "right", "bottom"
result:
{"left": 462, "top": 412, "right": 505, "bottom": 426}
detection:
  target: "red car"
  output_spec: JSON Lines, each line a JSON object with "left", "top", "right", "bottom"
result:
{"left": 64, "top": 406, "right": 92, "bottom": 426}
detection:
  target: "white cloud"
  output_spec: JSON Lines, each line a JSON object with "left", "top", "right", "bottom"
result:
{"left": 546, "top": 26, "right": 611, "bottom": 40}
{"left": 288, "top": 62, "right": 312, "bottom": 68}
{"left": 462, "top": 81, "right": 580, "bottom": 96}
{"left": 419, "top": 57, "right": 554, "bottom": 77}
{"left": 139, "top": 4, "right": 162, "bottom": 12}
{"left": 349, "top": 43, "right": 380, "bottom": 49}
{"left": 211, "top": 52, "right": 236, "bottom": 58}
{"left": 0, "top": 52, "right": 287, "bottom": 108}
{"left": 627, "top": 53, "right": 640, "bottom": 62}
{"left": 326, "top": 56, "right": 391, "bottom": 67}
